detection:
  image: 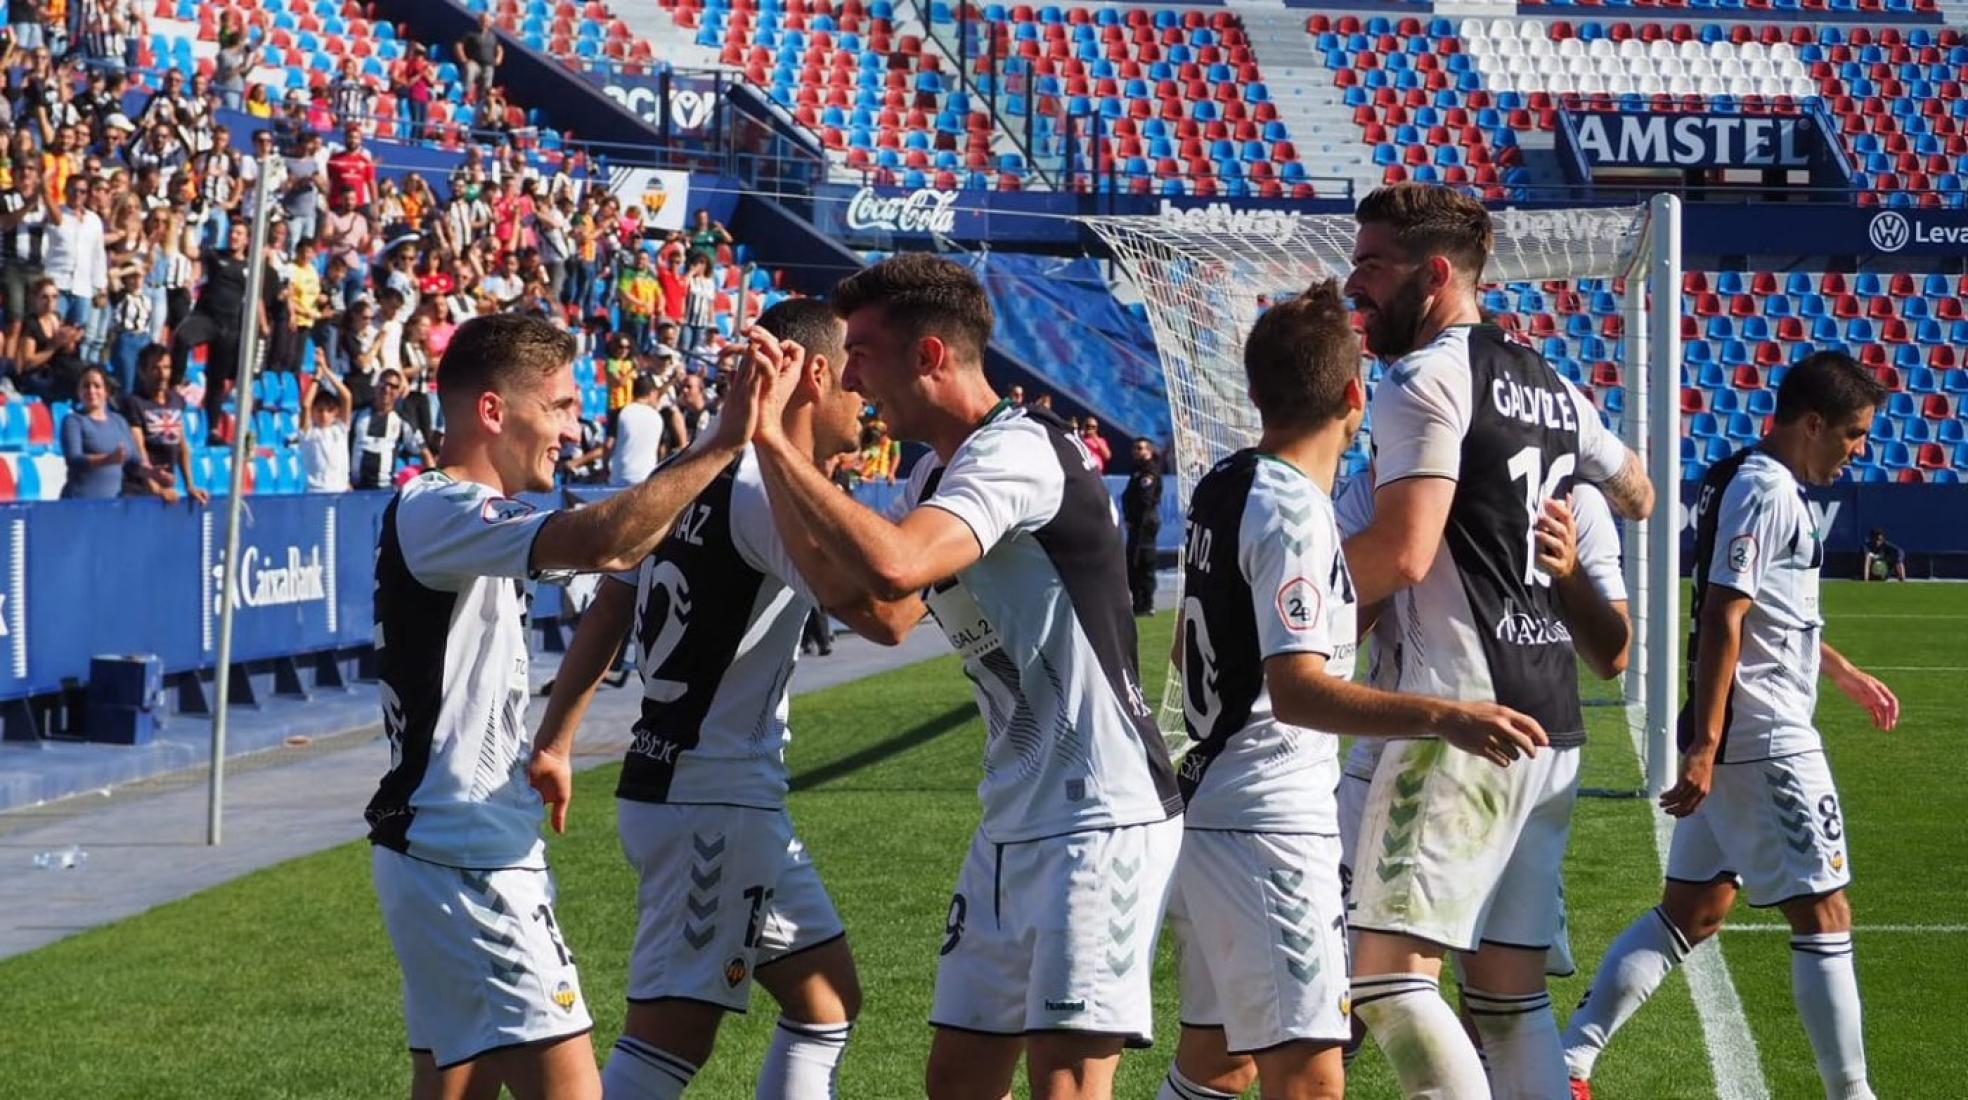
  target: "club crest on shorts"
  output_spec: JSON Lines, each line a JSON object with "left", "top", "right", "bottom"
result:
{"left": 552, "top": 980, "right": 579, "bottom": 1012}
{"left": 1830, "top": 851, "right": 1845, "bottom": 872}
{"left": 724, "top": 957, "right": 749, "bottom": 988}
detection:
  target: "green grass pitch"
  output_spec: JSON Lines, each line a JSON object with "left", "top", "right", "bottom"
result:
{"left": 2, "top": 581, "right": 1961, "bottom": 1097}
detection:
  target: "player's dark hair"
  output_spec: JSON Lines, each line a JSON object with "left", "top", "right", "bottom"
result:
{"left": 830, "top": 253, "right": 994, "bottom": 364}
{"left": 1244, "top": 279, "right": 1359, "bottom": 430}
{"left": 1774, "top": 350, "right": 1884, "bottom": 426}
{"left": 630, "top": 372, "right": 658, "bottom": 399}
{"left": 436, "top": 313, "right": 576, "bottom": 417}
{"left": 1354, "top": 183, "right": 1494, "bottom": 282}
{"left": 758, "top": 296, "right": 846, "bottom": 369}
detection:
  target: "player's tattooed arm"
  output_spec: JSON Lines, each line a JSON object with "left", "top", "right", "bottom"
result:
{"left": 1821, "top": 641, "right": 1900, "bottom": 731}
{"left": 1595, "top": 447, "right": 1656, "bottom": 521}
{"left": 529, "top": 577, "right": 637, "bottom": 833}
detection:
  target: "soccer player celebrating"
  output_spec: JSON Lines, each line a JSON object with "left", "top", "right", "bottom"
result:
{"left": 1155, "top": 281, "right": 1546, "bottom": 1100}
{"left": 1337, "top": 183, "right": 1655, "bottom": 1099}
{"left": 744, "top": 254, "right": 1181, "bottom": 1100}
{"left": 363, "top": 313, "right": 769, "bottom": 1100}
{"left": 1563, "top": 351, "right": 1899, "bottom": 1100}
{"left": 531, "top": 299, "right": 924, "bottom": 1100}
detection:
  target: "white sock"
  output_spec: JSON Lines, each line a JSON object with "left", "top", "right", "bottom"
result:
{"left": 757, "top": 1018, "right": 853, "bottom": 1100}
{"left": 603, "top": 1035, "right": 697, "bottom": 1100}
{"left": 1352, "top": 973, "right": 1490, "bottom": 1100}
{"left": 1561, "top": 905, "right": 1691, "bottom": 1080}
{"left": 1464, "top": 988, "right": 1567, "bottom": 1100}
{"left": 1157, "top": 1063, "right": 1240, "bottom": 1100}
{"left": 1791, "top": 933, "right": 1875, "bottom": 1100}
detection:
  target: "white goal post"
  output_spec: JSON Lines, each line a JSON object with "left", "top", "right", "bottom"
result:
{"left": 1082, "top": 195, "right": 1682, "bottom": 795}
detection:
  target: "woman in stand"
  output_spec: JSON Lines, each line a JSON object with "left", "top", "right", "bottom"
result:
{"left": 62, "top": 366, "right": 172, "bottom": 500}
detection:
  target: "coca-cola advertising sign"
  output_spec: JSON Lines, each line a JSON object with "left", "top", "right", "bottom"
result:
{"left": 843, "top": 187, "right": 962, "bottom": 236}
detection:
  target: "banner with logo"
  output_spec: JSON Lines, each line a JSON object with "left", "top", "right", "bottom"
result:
{"left": 606, "top": 167, "right": 693, "bottom": 232}
{"left": 0, "top": 494, "right": 386, "bottom": 700}
{"left": 811, "top": 183, "right": 1327, "bottom": 248}
{"left": 582, "top": 70, "right": 723, "bottom": 138}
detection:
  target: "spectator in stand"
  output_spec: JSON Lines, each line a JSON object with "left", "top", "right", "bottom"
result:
{"left": 535, "top": 190, "right": 572, "bottom": 305}
{"left": 398, "top": 43, "right": 438, "bottom": 142}
{"left": 1, "top": 162, "right": 54, "bottom": 330}
{"left": 651, "top": 320, "right": 681, "bottom": 362}
{"left": 679, "top": 250, "right": 717, "bottom": 358}
{"left": 295, "top": 363, "right": 351, "bottom": 492}
{"left": 607, "top": 372, "right": 666, "bottom": 487}
{"left": 243, "top": 82, "right": 273, "bottom": 120}
{"left": 330, "top": 58, "right": 374, "bottom": 134}
{"left": 336, "top": 295, "right": 383, "bottom": 405}
{"left": 105, "top": 264, "right": 149, "bottom": 392}
{"left": 10, "top": 0, "right": 47, "bottom": 53}
{"left": 659, "top": 369, "right": 712, "bottom": 457}
{"left": 43, "top": 174, "right": 106, "bottom": 355}
{"left": 1032, "top": 391, "right": 1054, "bottom": 414}
{"left": 121, "top": 342, "right": 206, "bottom": 504}
{"left": 655, "top": 238, "right": 686, "bottom": 324}
{"left": 1120, "top": 437, "right": 1162, "bottom": 616}
{"left": 1862, "top": 528, "right": 1907, "bottom": 582}
{"left": 1078, "top": 415, "right": 1111, "bottom": 472}
{"left": 599, "top": 332, "right": 636, "bottom": 423}
{"left": 173, "top": 219, "right": 263, "bottom": 441}
{"left": 212, "top": 19, "right": 260, "bottom": 112}
{"left": 282, "top": 128, "right": 327, "bottom": 243}
{"left": 559, "top": 408, "right": 608, "bottom": 485}
{"left": 1008, "top": 383, "right": 1024, "bottom": 407}
{"left": 14, "top": 275, "right": 84, "bottom": 399}
{"left": 618, "top": 248, "right": 660, "bottom": 351}
{"left": 686, "top": 207, "right": 731, "bottom": 261}
{"left": 348, "top": 366, "right": 431, "bottom": 489}
{"left": 289, "top": 233, "right": 322, "bottom": 357}
{"left": 319, "top": 188, "right": 372, "bottom": 304}
{"left": 241, "top": 129, "right": 286, "bottom": 214}
{"left": 326, "top": 123, "right": 377, "bottom": 213}
{"left": 395, "top": 307, "right": 438, "bottom": 443}
{"left": 858, "top": 419, "right": 900, "bottom": 483}
{"left": 62, "top": 365, "right": 164, "bottom": 498}
{"left": 455, "top": 12, "right": 503, "bottom": 104}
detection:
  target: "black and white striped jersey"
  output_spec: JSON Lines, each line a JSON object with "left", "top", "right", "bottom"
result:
{"left": 365, "top": 471, "right": 555, "bottom": 870}
{"left": 1369, "top": 324, "right": 1629, "bottom": 749}
{"left": 907, "top": 402, "right": 1182, "bottom": 843}
{"left": 1176, "top": 450, "right": 1356, "bottom": 834}
{"left": 613, "top": 447, "right": 820, "bottom": 809}
{"left": 1682, "top": 446, "right": 1825, "bottom": 763}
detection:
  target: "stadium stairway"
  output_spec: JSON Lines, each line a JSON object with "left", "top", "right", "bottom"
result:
{"left": 1236, "top": 6, "right": 1378, "bottom": 198}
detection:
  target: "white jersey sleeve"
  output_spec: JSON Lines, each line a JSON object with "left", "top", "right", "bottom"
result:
{"left": 1372, "top": 341, "right": 1472, "bottom": 485}
{"left": 729, "top": 456, "right": 820, "bottom": 607}
{"left": 920, "top": 421, "right": 1065, "bottom": 553}
{"left": 1571, "top": 483, "right": 1627, "bottom": 603}
{"left": 1706, "top": 473, "right": 1789, "bottom": 600}
{"left": 395, "top": 480, "right": 554, "bottom": 591}
{"left": 1240, "top": 478, "right": 1341, "bottom": 661}
{"left": 1333, "top": 473, "right": 1376, "bottom": 539}
{"left": 1564, "top": 378, "right": 1627, "bottom": 484}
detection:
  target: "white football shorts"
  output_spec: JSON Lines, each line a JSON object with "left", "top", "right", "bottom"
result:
{"left": 372, "top": 847, "right": 593, "bottom": 1069}
{"left": 618, "top": 801, "right": 846, "bottom": 1012}
{"left": 930, "top": 817, "right": 1182, "bottom": 1045}
{"left": 1351, "top": 739, "right": 1581, "bottom": 953}
{"left": 1665, "top": 749, "right": 1852, "bottom": 907}
{"left": 1169, "top": 829, "right": 1352, "bottom": 1052}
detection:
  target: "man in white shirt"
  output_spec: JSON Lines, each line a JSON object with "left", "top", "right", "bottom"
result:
{"left": 1563, "top": 351, "right": 1900, "bottom": 1100}
{"left": 42, "top": 175, "right": 106, "bottom": 337}
{"left": 607, "top": 373, "right": 665, "bottom": 486}
{"left": 364, "top": 312, "right": 772, "bottom": 1100}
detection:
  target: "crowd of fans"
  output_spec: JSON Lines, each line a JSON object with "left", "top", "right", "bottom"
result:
{"left": 0, "top": 12, "right": 792, "bottom": 501}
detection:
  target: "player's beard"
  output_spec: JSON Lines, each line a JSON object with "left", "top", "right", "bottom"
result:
{"left": 1364, "top": 270, "right": 1433, "bottom": 362}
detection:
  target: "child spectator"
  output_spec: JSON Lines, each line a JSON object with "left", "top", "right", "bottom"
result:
{"left": 106, "top": 266, "right": 151, "bottom": 394}
{"left": 295, "top": 364, "right": 352, "bottom": 492}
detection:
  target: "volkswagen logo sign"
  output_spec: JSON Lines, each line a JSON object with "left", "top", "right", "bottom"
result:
{"left": 1868, "top": 211, "right": 1910, "bottom": 253}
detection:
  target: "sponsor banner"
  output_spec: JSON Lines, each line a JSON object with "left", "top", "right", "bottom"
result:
{"left": 1563, "top": 110, "right": 1822, "bottom": 170}
{"left": 0, "top": 494, "right": 384, "bottom": 700}
{"left": 606, "top": 168, "right": 692, "bottom": 232}
{"left": 584, "top": 70, "right": 723, "bottom": 137}
{"left": 813, "top": 183, "right": 1329, "bottom": 247}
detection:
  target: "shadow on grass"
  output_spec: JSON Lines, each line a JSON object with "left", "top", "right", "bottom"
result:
{"left": 789, "top": 704, "right": 976, "bottom": 793}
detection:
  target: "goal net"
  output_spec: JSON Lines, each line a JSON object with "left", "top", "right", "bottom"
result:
{"left": 1082, "top": 198, "right": 1683, "bottom": 795}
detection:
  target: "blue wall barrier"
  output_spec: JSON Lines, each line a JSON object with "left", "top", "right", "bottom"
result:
{"left": 0, "top": 494, "right": 388, "bottom": 701}
{"left": 2, "top": 477, "right": 1959, "bottom": 702}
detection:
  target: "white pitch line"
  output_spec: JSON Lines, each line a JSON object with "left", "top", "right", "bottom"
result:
{"left": 1629, "top": 726, "right": 1772, "bottom": 1100}
{"left": 1838, "top": 613, "right": 1968, "bottom": 620}
{"left": 1726, "top": 924, "right": 1968, "bottom": 934}
{"left": 1861, "top": 666, "right": 1968, "bottom": 672}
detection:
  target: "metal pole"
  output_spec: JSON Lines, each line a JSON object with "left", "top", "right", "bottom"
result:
{"left": 1644, "top": 192, "right": 1682, "bottom": 798}
{"left": 207, "top": 151, "right": 277, "bottom": 846}
{"left": 1622, "top": 211, "right": 1650, "bottom": 727}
